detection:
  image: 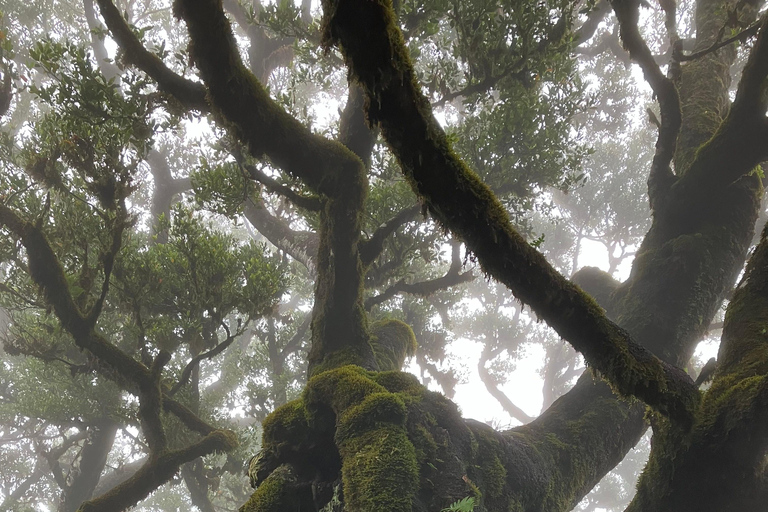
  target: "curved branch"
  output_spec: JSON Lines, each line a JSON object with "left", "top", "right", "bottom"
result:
{"left": 359, "top": 203, "right": 421, "bottom": 266}
{"left": 243, "top": 197, "right": 318, "bottom": 270}
{"left": 364, "top": 269, "right": 474, "bottom": 311}
{"left": 77, "top": 430, "right": 237, "bottom": 512}
{"left": 95, "top": 0, "right": 208, "bottom": 111}
{"left": 612, "top": 0, "right": 680, "bottom": 210}
{"left": 169, "top": 323, "right": 239, "bottom": 396}
{"left": 478, "top": 348, "right": 535, "bottom": 424}
{"left": 240, "top": 162, "right": 322, "bottom": 211}
{"left": 322, "top": 0, "right": 699, "bottom": 427}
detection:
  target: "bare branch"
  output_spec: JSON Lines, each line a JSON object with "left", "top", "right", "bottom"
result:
{"left": 169, "top": 322, "right": 240, "bottom": 396}
{"left": 359, "top": 204, "right": 421, "bottom": 266}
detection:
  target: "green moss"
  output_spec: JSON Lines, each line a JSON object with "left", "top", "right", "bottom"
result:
{"left": 239, "top": 469, "right": 289, "bottom": 512}
{"left": 339, "top": 424, "right": 419, "bottom": 512}
{"left": 239, "top": 465, "right": 313, "bottom": 512}
{"left": 370, "top": 318, "right": 418, "bottom": 371}
{"left": 261, "top": 399, "right": 309, "bottom": 448}
{"left": 336, "top": 392, "right": 407, "bottom": 442}
{"left": 373, "top": 370, "right": 424, "bottom": 395}
{"left": 304, "top": 365, "right": 386, "bottom": 413}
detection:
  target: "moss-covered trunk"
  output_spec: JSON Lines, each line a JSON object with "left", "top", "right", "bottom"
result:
{"left": 165, "top": 0, "right": 768, "bottom": 509}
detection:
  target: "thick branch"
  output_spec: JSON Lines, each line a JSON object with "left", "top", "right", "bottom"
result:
{"left": 174, "top": 0, "right": 374, "bottom": 373}
{"left": 59, "top": 422, "right": 118, "bottom": 512}
{"left": 77, "top": 430, "right": 237, "bottom": 512}
{"left": 95, "top": 0, "right": 208, "bottom": 111}
{"left": 322, "top": 0, "right": 699, "bottom": 427}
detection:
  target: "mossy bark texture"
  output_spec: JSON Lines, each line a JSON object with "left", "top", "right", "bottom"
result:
{"left": 160, "top": 0, "right": 768, "bottom": 510}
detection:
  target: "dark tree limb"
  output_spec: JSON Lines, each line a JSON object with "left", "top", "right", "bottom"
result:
{"left": 243, "top": 197, "right": 318, "bottom": 270}
{"left": 364, "top": 269, "right": 474, "bottom": 311}
{"left": 169, "top": 321, "right": 239, "bottom": 396}
{"left": 95, "top": 0, "right": 208, "bottom": 111}
{"left": 173, "top": 0, "right": 376, "bottom": 374}
{"left": 322, "top": 0, "right": 699, "bottom": 427}
{"left": 359, "top": 204, "right": 421, "bottom": 266}
{"left": 77, "top": 430, "right": 237, "bottom": 512}
{"left": 611, "top": 0, "right": 680, "bottom": 211}
{"left": 240, "top": 162, "right": 322, "bottom": 212}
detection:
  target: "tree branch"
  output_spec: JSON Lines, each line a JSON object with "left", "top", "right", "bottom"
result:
{"left": 243, "top": 197, "right": 318, "bottom": 270}
{"left": 359, "top": 203, "right": 421, "bottom": 266}
{"left": 322, "top": 0, "right": 700, "bottom": 427}
{"left": 573, "top": 0, "right": 613, "bottom": 46}
{"left": 612, "top": 0, "right": 680, "bottom": 211}
{"left": 239, "top": 162, "right": 322, "bottom": 212}
{"left": 95, "top": 0, "right": 208, "bottom": 111}
{"left": 78, "top": 430, "right": 237, "bottom": 512}
{"left": 169, "top": 322, "right": 239, "bottom": 396}
{"left": 364, "top": 268, "right": 474, "bottom": 311}
{"left": 478, "top": 348, "right": 535, "bottom": 424}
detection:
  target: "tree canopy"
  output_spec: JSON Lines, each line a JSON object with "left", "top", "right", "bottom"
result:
{"left": 1, "top": 0, "right": 768, "bottom": 511}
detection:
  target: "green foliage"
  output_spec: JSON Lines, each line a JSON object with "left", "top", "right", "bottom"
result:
{"left": 191, "top": 159, "right": 257, "bottom": 216}
{"left": 442, "top": 496, "right": 476, "bottom": 512}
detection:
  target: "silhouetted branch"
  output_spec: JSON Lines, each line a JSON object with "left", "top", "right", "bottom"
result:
{"left": 239, "top": 162, "right": 322, "bottom": 212}
{"left": 359, "top": 204, "right": 421, "bottom": 266}
{"left": 169, "top": 322, "right": 240, "bottom": 396}
{"left": 364, "top": 269, "right": 474, "bottom": 311}
{"left": 612, "top": 0, "right": 680, "bottom": 211}
{"left": 478, "top": 347, "right": 534, "bottom": 424}
{"left": 95, "top": 0, "right": 208, "bottom": 111}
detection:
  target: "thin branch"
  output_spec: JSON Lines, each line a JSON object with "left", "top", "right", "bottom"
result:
{"left": 359, "top": 203, "right": 421, "bottom": 266}
{"left": 677, "top": 15, "right": 762, "bottom": 62}
{"left": 280, "top": 314, "right": 311, "bottom": 359}
{"left": 169, "top": 322, "right": 240, "bottom": 396}
{"left": 364, "top": 268, "right": 474, "bottom": 311}
{"left": 240, "top": 162, "right": 322, "bottom": 211}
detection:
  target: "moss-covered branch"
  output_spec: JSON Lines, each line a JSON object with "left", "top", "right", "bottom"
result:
{"left": 0, "top": 203, "right": 237, "bottom": 509}
{"left": 173, "top": 0, "right": 376, "bottom": 374}
{"left": 95, "top": 0, "right": 208, "bottom": 111}
{"left": 321, "top": 0, "right": 699, "bottom": 427}
{"left": 626, "top": 222, "right": 768, "bottom": 512}
{"left": 78, "top": 430, "right": 238, "bottom": 512}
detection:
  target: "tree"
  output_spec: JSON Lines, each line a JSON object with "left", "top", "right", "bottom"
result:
{"left": 3, "top": 0, "right": 768, "bottom": 510}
